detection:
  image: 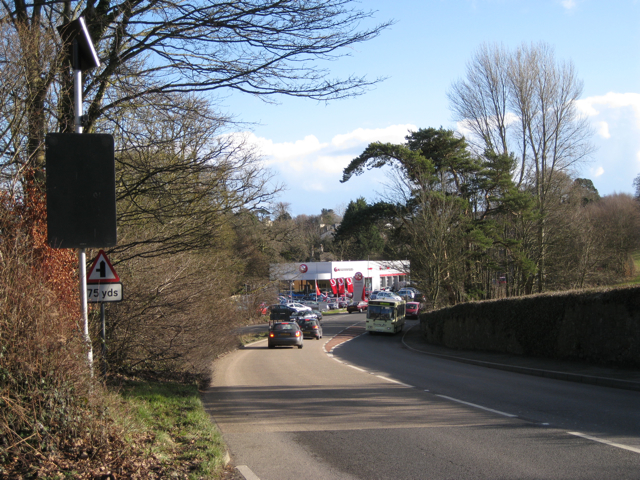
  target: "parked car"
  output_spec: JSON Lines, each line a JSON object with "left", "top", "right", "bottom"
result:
{"left": 337, "top": 297, "right": 349, "bottom": 308}
{"left": 405, "top": 302, "right": 421, "bottom": 319}
{"left": 286, "top": 302, "right": 312, "bottom": 312}
{"left": 311, "top": 309, "right": 323, "bottom": 321}
{"left": 268, "top": 322, "right": 303, "bottom": 349}
{"left": 300, "top": 300, "right": 321, "bottom": 309}
{"left": 397, "top": 289, "right": 415, "bottom": 299}
{"left": 347, "top": 301, "right": 368, "bottom": 313}
{"left": 326, "top": 299, "right": 339, "bottom": 310}
{"left": 298, "top": 318, "right": 323, "bottom": 339}
{"left": 376, "top": 291, "right": 403, "bottom": 301}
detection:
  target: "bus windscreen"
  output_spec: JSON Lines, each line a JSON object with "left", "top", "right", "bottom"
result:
{"left": 367, "top": 305, "right": 394, "bottom": 320}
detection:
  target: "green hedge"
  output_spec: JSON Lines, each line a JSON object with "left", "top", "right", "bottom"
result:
{"left": 420, "top": 286, "right": 640, "bottom": 367}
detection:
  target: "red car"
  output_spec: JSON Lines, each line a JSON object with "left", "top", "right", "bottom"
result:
{"left": 406, "top": 302, "right": 421, "bottom": 319}
{"left": 347, "top": 301, "right": 368, "bottom": 313}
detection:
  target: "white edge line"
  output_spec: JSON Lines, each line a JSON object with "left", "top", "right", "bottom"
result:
{"left": 376, "top": 375, "right": 414, "bottom": 388}
{"left": 436, "top": 394, "right": 517, "bottom": 418}
{"left": 236, "top": 464, "right": 261, "bottom": 480}
{"left": 348, "top": 364, "right": 367, "bottom": 372}
{"left": 567, "top": 432, "right": 640, "bottom": 454}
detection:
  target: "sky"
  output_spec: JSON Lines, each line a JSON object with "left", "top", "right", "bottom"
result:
{"left": 224, "top": 0, "right": 640, "bottom": 217}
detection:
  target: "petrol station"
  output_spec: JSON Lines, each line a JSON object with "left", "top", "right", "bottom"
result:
{"left": 270, "top": 260, "right": 410, "bottom": 301}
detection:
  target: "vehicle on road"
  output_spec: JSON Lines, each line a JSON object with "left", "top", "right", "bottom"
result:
{"left": 269, "top": 305, "right": 298, "bottom": 322}
{"left": 366, "top": 298, "right": 406, "bottom": 334}
{"left": 347, "top": 301, "right": 368, "bottom": 313}
{"left": 298, "top": 319, "right": 322, "bottom": 339}
{"left": 405, "top": 302, "right": 420, "bottom": 319}
{"left": 268, "top": 322, "right": 303, "bottom": 349}
{"left": 291, "top": 311, "right": 320, "bottom": 324}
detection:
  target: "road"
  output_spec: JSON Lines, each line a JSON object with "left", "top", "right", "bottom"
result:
{"left": 203, "top": 314, "right": 640, "bottom": 479}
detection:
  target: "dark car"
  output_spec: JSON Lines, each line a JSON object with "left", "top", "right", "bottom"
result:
{"left": 310, "top": 309, "right": 323, "bottom": 321}
{"left": 406, "top": 302, "right": 421, "bottom": 319}
{"left": 269, "top": 305, "right": 297, "bottom": 322}
{"left": 346, "top": 301, "right": 368, "bottom": 313}
{"left": 298, "top": 319, "right": 323, "bottom": 340}
{"left": 268, "top": 322, "right": 303, "bottom": 349}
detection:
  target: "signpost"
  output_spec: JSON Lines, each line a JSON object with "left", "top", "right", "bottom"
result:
{"left": 48, "top": 16, "right": 104, "bottom": 375}
{"left": 87, "top": 250, "right": 123, "bottom": 376}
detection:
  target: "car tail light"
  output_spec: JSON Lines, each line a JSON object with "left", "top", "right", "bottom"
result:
{"left": 269, "top": 332, "right": 274, "bottom": 338}
{"left": 295, "top": 331, "right": 301, "bottom": 337}
{"left": 312, "top": 326, "right": 318, "bottom": 329}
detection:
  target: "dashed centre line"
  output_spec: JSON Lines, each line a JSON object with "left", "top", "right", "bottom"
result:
{"left": 323, "top": 324, "right": 640, "bottom": 457}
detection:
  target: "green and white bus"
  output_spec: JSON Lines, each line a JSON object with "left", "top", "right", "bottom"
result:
{"left": 366, "top": 298, "right": 406, "bottom": 334}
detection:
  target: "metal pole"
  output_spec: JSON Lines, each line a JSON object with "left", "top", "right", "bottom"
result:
{"left": 101, "top": 302, "right": 106, "bottom": 377}
{"left": 74, "top": 39, "right": 93, "bottom": 372}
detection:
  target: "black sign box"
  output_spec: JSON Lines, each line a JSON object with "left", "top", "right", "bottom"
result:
{"left": 46, "top": 133, "right": 116, "bottom": 248}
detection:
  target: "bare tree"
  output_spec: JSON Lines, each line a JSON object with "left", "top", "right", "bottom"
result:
{"left": 0, "top": 0, "right": 391, "bottom": 197}
{"left": 449, "top": 42, "right": 594, "bottom": 292}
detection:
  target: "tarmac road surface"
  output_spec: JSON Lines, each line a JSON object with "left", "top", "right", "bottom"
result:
{"left": 204, "top": 315, "right": 640, "bottom": 480}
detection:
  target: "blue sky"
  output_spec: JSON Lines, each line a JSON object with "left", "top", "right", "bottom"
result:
{"left": 225, "top": 0, "right": 640, "bottom": 217}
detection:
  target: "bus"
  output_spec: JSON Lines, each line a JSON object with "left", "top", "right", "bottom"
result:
{"left": 366, "top": 298, "right": 406, "bottom": 334}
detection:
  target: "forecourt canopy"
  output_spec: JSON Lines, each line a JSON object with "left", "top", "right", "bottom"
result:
{"left": 270, "top": 260, "right": 410, "bottom": 299}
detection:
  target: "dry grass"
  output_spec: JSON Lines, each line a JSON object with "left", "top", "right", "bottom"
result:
{"left": 0, "top": 240, "right": 175, "bottom": 478}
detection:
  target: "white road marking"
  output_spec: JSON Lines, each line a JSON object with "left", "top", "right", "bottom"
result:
{"left": 567, "top": 432, "right": 640, "bottom": 455}
{"left": 347, "top": 364, "right": 367, "bottom": 372}
{"left": 376, "top": 375, "right": 414, "bottom": 388}
{"left": 436, "top": 395, "right": 518, "bottom": 418}
{"left": 236, "top": 465, "right": 261, "bottom": 480}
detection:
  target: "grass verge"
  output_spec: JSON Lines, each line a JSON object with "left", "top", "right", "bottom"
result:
{"left": 115, "top": 378, "right": 229, "bottom": 479}
{"left": 238, "top": 331, "right": 268, "bottom": 345}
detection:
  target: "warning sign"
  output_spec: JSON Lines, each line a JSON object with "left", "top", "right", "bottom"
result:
{"left": 87, "top": 250, "right": 120, "bottom": 284}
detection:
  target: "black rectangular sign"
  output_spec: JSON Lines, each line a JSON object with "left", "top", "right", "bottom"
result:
{"left": 46, "top": 133, "right": 116, "bottom": 248}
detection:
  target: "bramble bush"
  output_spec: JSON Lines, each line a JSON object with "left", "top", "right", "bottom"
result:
{"left": 0, "top": 191, "right": 162, "bottom": 478}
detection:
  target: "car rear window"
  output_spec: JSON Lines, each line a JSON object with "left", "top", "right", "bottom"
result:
{"left": 274, "top": 323, "right": 295, "bottom": 330}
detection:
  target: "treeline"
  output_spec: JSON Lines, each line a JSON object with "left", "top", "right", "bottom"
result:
{"left": 332, "top": 42, "right": 640, "bottom": 308}
{"left": 0, "top": 2, "right": 390, "bottom": 474}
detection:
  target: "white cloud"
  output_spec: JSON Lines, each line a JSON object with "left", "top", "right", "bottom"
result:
{"left": 242, "top": 124, "right": 418, "bottom": 174}
{"left": 576, "top": 92, "right": 640, "bottom": 128}
{"left": 560, "top": 0, "right": 577, "bottom": 10}
{"left": 596, "top": 121, "right": 611, "bottom": 139}
{"left": 592, "top": 166, "right": 605, "bottom": 177}
{"left": 312, "top": 155, "right": 355, "bottom": 174}
{"left": 258, "top": 134, "right": 327, "bottom": 161}
{"left": 331, "top": 124, "right": 417, "bottom": 149}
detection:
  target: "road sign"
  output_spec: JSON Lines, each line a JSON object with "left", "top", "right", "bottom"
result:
{"left": 87, "top": 250, "right": 120, "bottom": 283}
{"left": 87, "top": 283, "right": 123, "bottom": 303}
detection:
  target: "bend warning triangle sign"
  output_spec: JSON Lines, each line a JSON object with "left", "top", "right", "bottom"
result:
{"left": 87, "top": 250, "right": 120, "bottom": 283}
